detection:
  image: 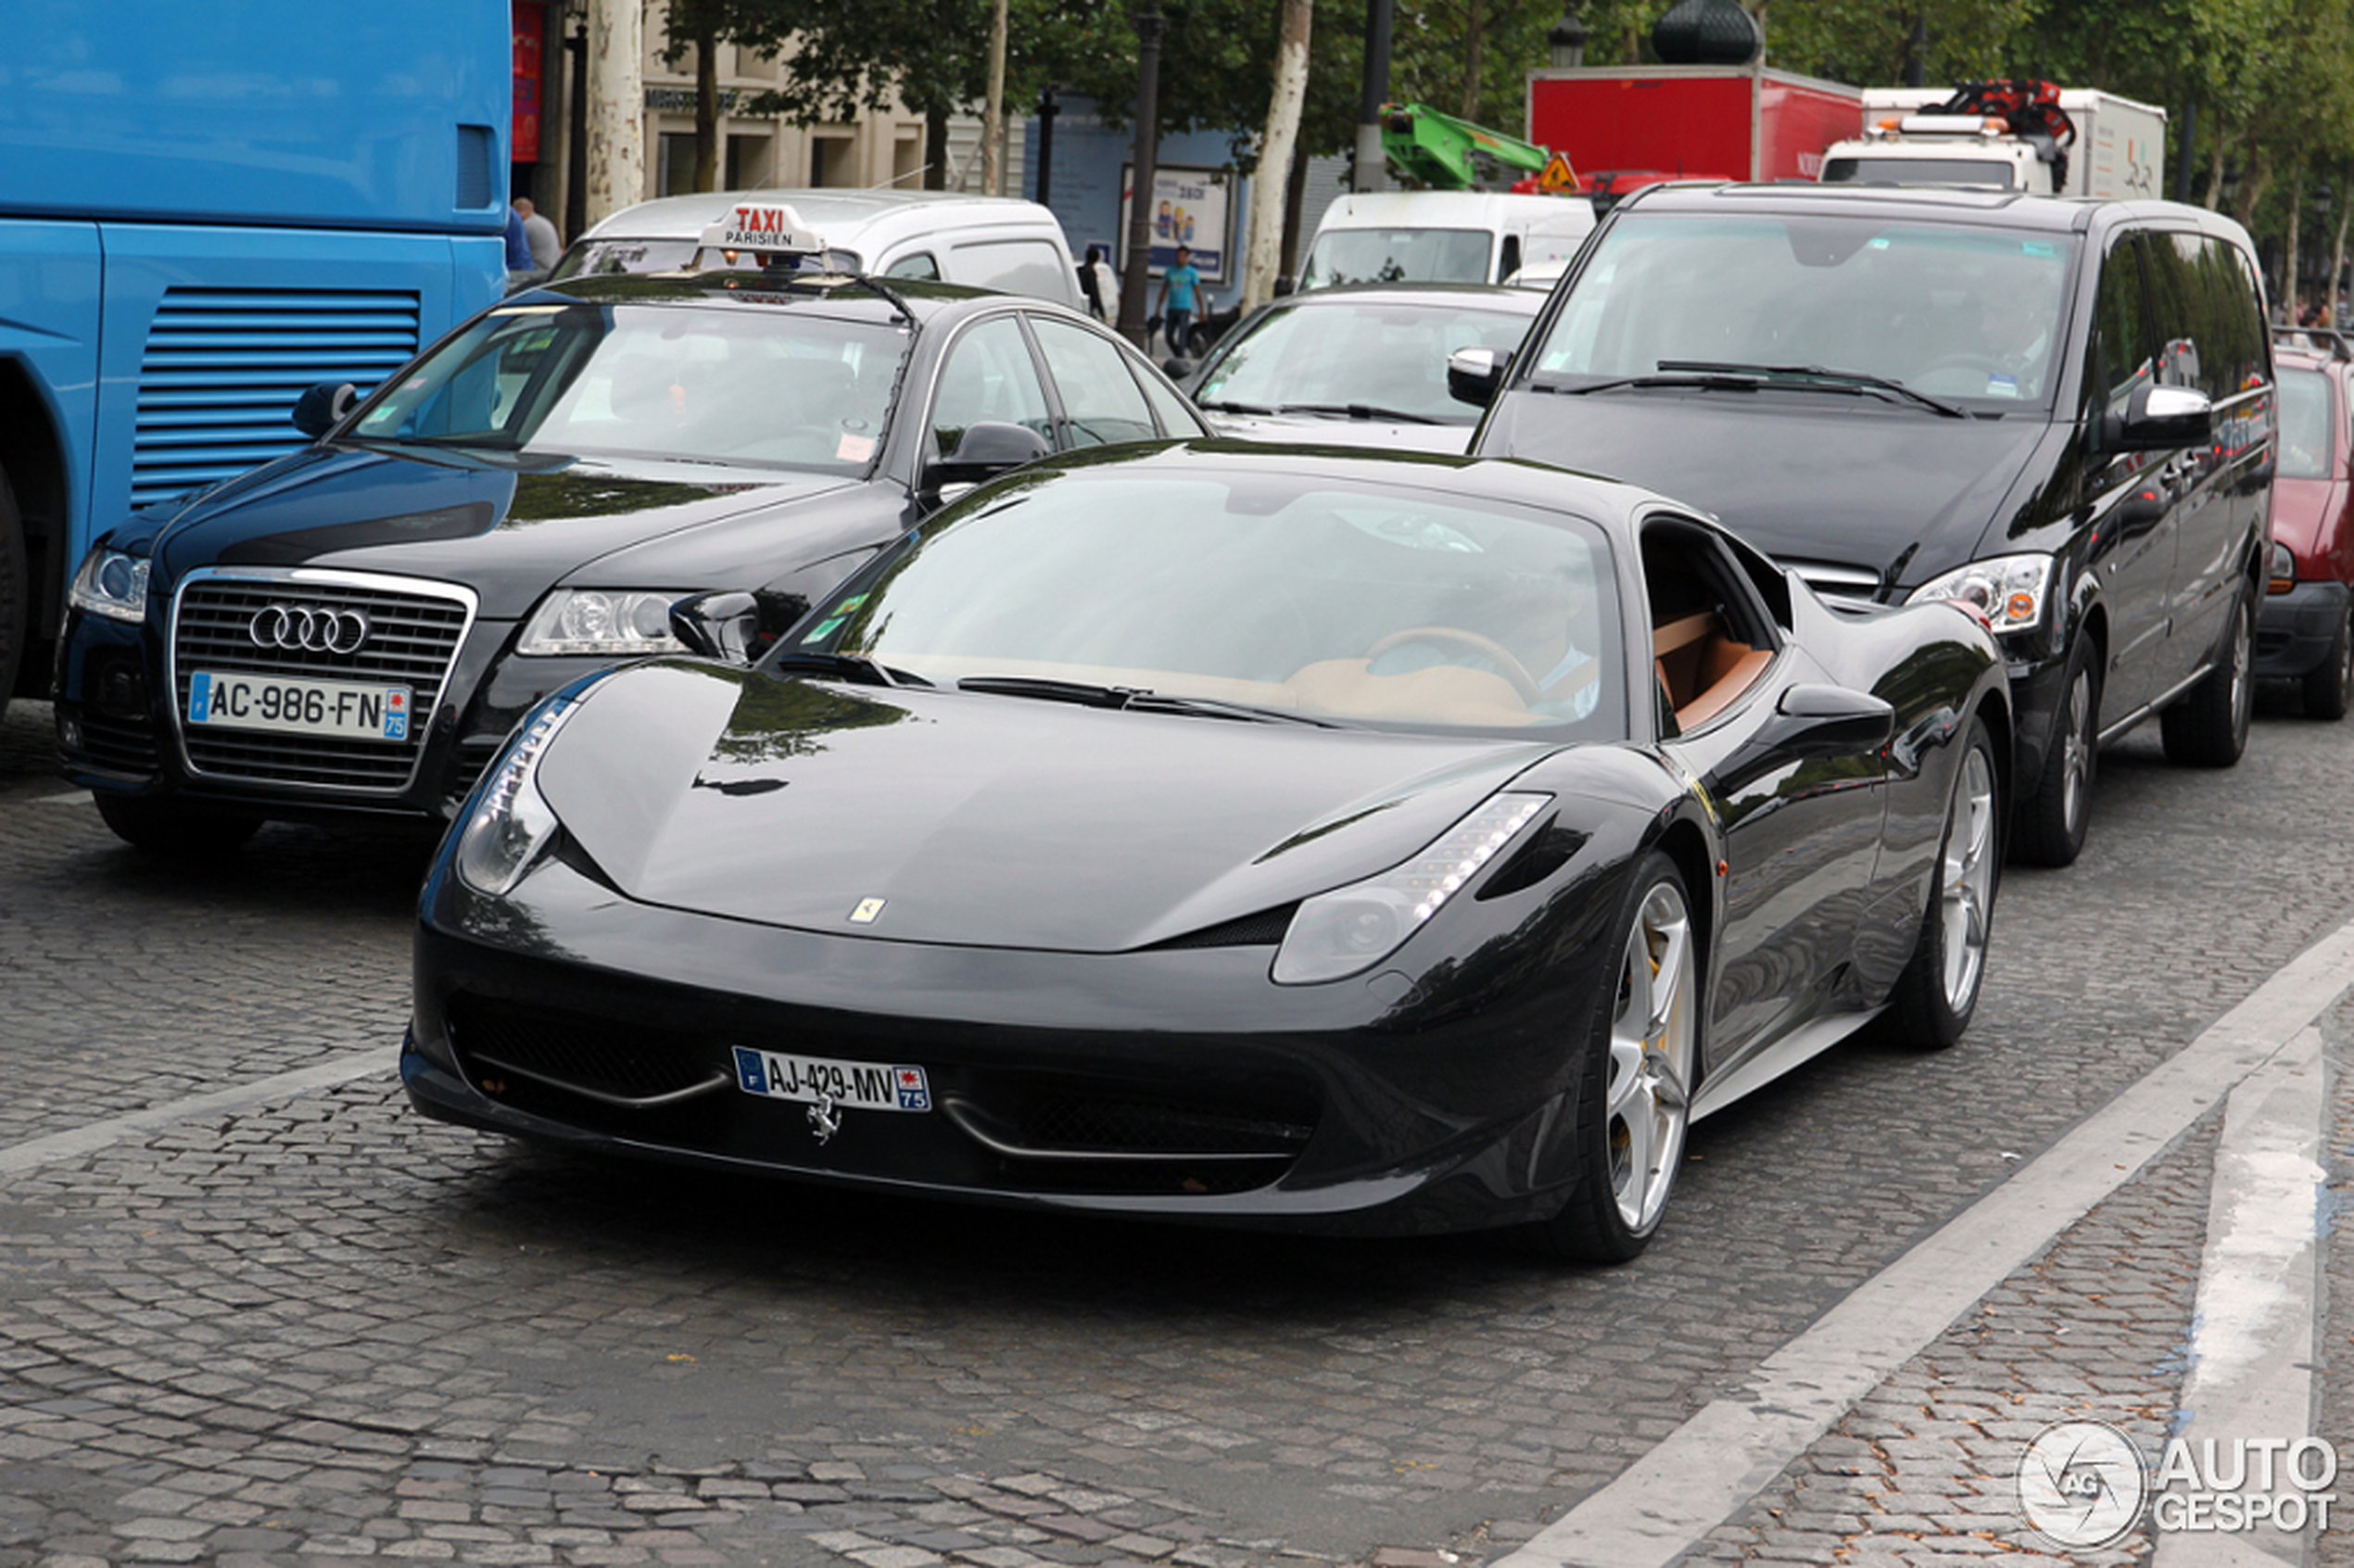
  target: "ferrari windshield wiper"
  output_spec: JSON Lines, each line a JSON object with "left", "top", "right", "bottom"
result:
{"left": 1120, "top": 692, "right": 1338, "bottom": 727}
{"left": 1655, "top": 360, "right": 1968, "bottom": 418}
{"left": 1272, "top": 402, "right": 1446, "bottom": 424}
{"left": 956, "top": 677, "right": 1335, "bottom": 726}
{"left": 767, "top": 650, "right": 930, "bottom": 687}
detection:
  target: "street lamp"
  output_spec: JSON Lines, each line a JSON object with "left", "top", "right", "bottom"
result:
{"left": 1548, "top": 9, "right": 1588, "bottom": 69}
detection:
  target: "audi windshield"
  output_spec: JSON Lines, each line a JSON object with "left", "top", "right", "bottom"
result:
{"left": 348, "top": 300, "right": 908, "bottom": 474}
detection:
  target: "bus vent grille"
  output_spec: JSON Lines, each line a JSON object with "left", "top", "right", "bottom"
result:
{"left": 131, "top": 288, "right": 423, "bottom": 508}
{"left": 456, "top": 124, "right": 497, "bottom": 209}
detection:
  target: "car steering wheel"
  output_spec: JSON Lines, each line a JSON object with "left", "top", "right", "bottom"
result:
{"left": 1364, "top": 626, "right": 1543, "bottom": 704}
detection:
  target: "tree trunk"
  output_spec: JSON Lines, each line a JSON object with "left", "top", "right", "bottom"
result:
{"left": 1459, "top": 0, "right": 1486, "bottom": 121}
{"left": 2330, "top": 163, "right": 2351, "bottom": 325}
{"left": 584, "top": 0, "right": 644, "bottom": 230}
{"left": 1243, "top": 0, "right": 1314, "bottom": 313}
{"left": 981, "top": 0, "right": 1008, "bottom": 196}
{"left": 2203, "top": 130, "right": 2226, "bottom": 210}
{"left": 2234, "top": 146, "right": 2271, "bottom": 231}
{"left": 2284, "top": 160, "right": 2304, "bottom": 321}
{"left": 693, "top": 22, "right": 718, "bottom": 192}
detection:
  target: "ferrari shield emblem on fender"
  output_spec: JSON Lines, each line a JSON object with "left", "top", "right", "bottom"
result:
{"left": 849, "top": 897, "right": 885, "bottom": 924}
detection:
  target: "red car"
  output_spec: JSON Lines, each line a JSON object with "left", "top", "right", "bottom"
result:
{"left": 2262, "top": 329, "right": 2354, "bottom": 718}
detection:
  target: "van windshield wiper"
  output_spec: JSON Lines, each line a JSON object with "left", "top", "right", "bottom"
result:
{"left": 1655, "top": 360, "right": 1968, "bottom": 418}
{"left": 956, "top": 677, "right": 1335, "bottom": 726}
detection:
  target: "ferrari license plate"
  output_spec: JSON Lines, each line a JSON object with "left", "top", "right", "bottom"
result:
{"left": 187, "top": 671, "right": 412, "bottom": 741}
{"left": 731, "top": 1047, "right": 931, "bottom": 1112}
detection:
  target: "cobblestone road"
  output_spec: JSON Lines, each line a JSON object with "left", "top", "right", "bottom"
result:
{"left": 5, "top": 689, "right": 2352, "bottom": 1568}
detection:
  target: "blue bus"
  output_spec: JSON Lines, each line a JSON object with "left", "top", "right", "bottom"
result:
{"left": 0, "top": 3, "right": 513, "bottom": 714}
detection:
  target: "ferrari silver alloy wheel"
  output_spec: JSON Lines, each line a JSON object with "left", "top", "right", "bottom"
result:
{"left": 2058, "top": 665, "right": 2093, "bottom": 836}
{"left": 1607, "top": 879, "right": 1697, "bottom": 1234}
{"left": 1940, "top": 744, "right": 1999, "bottom": 1013}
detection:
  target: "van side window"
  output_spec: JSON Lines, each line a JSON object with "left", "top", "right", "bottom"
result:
{"left": 951, "top": 239, "right": 1080, "bottom": 304}
{"left": 2087, "top": 234, "right": 2153, "bottom": 429}
{"left": 2142, "top": 232, "right": 2224, "bottom": 400}
{"left": 1030, "top": 318, "right": 1159, "bottom": 448}
{"left": 884, "top": 252, "right": 942, "bottom": 282}
{"left": 2200, "top": 236, "right": 2269, "bottom": 398}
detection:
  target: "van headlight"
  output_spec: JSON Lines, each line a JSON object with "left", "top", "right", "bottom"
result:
{"left": 1906, "top": 553, "right": 2057, "bottom": 634}
{"left": 1273, "top": 794, "right": 1549, "bottom": 985}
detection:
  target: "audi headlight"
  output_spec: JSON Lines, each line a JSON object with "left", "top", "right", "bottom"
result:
{"left": 69, "top": 543, "right": 151, "bottom": 624}
{"left": 516, "top": 588, "right": 691, "bottom": 656}
{"left": 1906, "top": 553, "right": 2058, "bottom": 635}
{"left": 455, "top": 698, "right": 579, "bottom": 895}
{"left": 1272, "top": 793, "right": 1550, "bottom": 986}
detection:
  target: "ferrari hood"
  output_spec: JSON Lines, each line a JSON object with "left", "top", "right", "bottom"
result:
{"left": 535, "top": 661, "right": 1563, "bottom": 952}
{"left": 150, "top": 444, "right": 854, "bottom": 619}
{"left": 1480, "top": 393, "right": 2049, "bottom": 587}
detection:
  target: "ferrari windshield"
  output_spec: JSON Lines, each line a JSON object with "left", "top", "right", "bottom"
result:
{"left": 791, "top": 466, "right": 1626, "bottom": 736}
{"left": 348, "top": 299, "right": 905, "bottom": 473}
{"left": 1195, "top": 296, "right": 1536, "bottom": 424}
{"left": 1530, "top": 212, "right": 2080, "bottom": 406}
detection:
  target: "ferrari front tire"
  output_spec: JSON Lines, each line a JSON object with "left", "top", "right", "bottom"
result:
{"left": 1886, "top": 716, "right": 2000, "bottom": 1049}
{"left": 1531, "top": 852, "right": 1698, "bottom": 1265}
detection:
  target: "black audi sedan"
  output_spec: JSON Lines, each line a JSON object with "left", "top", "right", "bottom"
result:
{"left": 54, "top": 205, "right": 1206, "bottom": 850}
{"left": 404, "top": 441, "right": 2008, "bottom": 1260}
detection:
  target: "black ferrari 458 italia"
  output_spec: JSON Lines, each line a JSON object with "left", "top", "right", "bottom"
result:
{"left": 404, "top": 442, "right": 2009, "bottom": 1260}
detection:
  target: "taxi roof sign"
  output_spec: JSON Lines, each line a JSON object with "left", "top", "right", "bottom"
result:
{"left": 699, "top": 202, "right": 824, "bottom": 259}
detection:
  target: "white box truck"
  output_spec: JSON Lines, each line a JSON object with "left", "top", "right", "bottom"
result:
{"left": 1821, "top": 81, "right": 2167, "bottom": 199}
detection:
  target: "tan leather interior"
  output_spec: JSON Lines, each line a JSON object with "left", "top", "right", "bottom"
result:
{"left": 1652, "top": 610, "right": 1770, "bottom": 727}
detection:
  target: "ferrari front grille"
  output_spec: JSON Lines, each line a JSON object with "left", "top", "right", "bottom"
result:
{"left": 446, "top": 997, "right": 731, "bottom": 1107}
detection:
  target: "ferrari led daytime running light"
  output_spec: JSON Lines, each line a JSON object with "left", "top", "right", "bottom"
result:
{"left": 1905, "top": 552, "right": 2057, "bottom": 636}
{"left": 1272, "top": 793, "right": 1550, "bottom": 986}
{"left": 454, "top": 697, "right": 577, "bottom": 896}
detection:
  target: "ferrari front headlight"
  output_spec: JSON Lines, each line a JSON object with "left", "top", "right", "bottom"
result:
{"left": 1905, "top": 553, "right": 2057, "bottom": 635}
{"left": 455, "top": 697, "right": 579, "bottom": 895}
{"left": 1272, "top": 793, "right": 1550, "bottom": 985}
{"left": 69, "top": 543, "right": 151, "bottom": 624}
{"left": 517, "top": 588, "right": 690, "bottom": 656}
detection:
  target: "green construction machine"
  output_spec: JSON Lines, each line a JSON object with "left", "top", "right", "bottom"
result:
{"left": 1378, "top": 102, "right": 1560, "bottom": 190}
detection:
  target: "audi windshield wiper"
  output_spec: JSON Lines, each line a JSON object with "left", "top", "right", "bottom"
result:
{"left": 1655, "top": 360, "right": 1968, "bottom": 418}
{"left": 767, "top": 651, "right": 930, "bottom": 688}
{"left": 1272, "top": 402, "right": 1446, "bottom": 425}
{"left": 956, "top": 677, "right": 1335, "bottom": 726}
{"left": 1198, "top": 398, "right": 1281, "bottom": 415}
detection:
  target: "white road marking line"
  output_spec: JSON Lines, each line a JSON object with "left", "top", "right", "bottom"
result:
{"left": 1499, "top": 917, "right": 2354, "bottom": 1568}
{"left": 2151, "top": 1025, "right": 2327, "bottom": 1568}
{"left": 0, "top": 1050, "right": 388, "bottom": 1177}
{"left": 24, "top": 790, "right": 92, "bottom": 804}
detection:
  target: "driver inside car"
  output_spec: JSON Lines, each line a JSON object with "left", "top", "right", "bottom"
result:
{"left": 1364, "top": 558, "right": 1604, "bottom": 720}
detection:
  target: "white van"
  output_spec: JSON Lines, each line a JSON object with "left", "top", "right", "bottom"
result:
{"left": 1297, "top": 191, "right": 1597, "bottom": 291}
{"left": 552, "top": 189, "right": 1085, "bottom": 308}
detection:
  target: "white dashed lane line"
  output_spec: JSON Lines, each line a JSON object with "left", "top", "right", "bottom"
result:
{"left": 0, "top": 1050, "right": 389, "bottom": 1178}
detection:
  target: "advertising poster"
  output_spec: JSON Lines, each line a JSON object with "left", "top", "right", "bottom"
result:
{"left": 1118, "top": 165, "right": 1232, "bottom": 282}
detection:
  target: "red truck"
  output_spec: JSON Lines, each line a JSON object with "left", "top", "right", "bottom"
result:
{"left": 1525, "top": 65, "right": 1865, "bottom": 205}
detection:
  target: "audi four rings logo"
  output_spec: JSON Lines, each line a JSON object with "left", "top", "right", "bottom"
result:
{"left": 248, "top": 605, "right": 371, "bottom": 654}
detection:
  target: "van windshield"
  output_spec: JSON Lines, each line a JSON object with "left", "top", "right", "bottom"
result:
{"left": 1301, "top": 227, "right": 1493, "bottom": 288}
{"left": 1530, "top": 212, "right": 2080, "bottom": 406}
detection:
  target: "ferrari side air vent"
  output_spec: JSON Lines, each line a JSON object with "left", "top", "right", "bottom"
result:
{"left": 1476, "top": 821, "right": 1589, "bottom": 901}
{"left": 1147, "top": 903, "right": 1300, "bottom": 950}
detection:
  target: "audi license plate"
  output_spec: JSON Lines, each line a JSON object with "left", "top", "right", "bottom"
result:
{"left": 731, "top": 1047, "right": 931, "bottom": 1112}
{"left": 186, "top": 671, "right": 412, "bottom": 741}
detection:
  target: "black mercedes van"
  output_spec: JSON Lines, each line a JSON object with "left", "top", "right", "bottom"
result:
{"left": 1459, "top": 183, "right": 2275, "bottom": 866}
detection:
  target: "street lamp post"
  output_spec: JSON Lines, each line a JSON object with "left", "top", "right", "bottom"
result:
{"left": 1548, "top": 9, "right": 1588, "bottom": 69}
{"left": 1118, "top": 4, "right": 1166, "bottom": 350}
